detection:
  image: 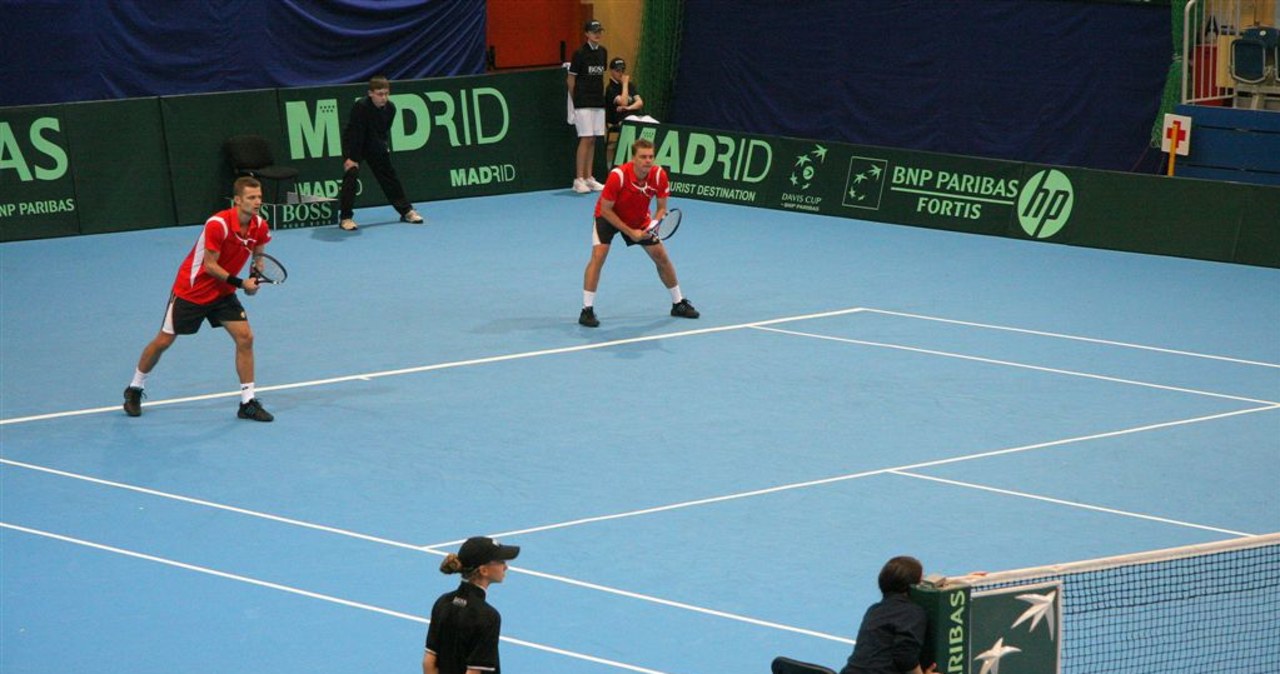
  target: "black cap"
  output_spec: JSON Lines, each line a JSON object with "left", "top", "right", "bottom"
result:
{"left": 584, "top": 19, "right": 604, "bottom": 33}
{"left": 457, "top": 536, "right": 520, "bottom": 568}
{"left": 610, "top": 57, "right": 626, "bottom": 70}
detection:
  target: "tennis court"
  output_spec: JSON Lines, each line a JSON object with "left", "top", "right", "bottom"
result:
{"left": 2, "top": 190, "right": 1277, "bottom": 673}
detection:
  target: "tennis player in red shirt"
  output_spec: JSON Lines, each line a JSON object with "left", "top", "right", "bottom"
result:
{"left": 123, "top": 177, "right": 274, "bottom": 421}
{"left": 579, "top": 137, "right": 699, "bottom": 327}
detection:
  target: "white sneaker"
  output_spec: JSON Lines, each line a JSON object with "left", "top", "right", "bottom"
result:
{"left": 401, "top": 209, "right": 424, "bottom": 224}
{"left": 585, "top": 176, "right": 605, "bottom": 191}
{"left": 572, "top": 178, "right": 591, "bottom": 194}
{"left": 339, "top": 218, "right": 358, "bottom": 231}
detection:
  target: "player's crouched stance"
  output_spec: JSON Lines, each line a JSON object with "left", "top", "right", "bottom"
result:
{"left": 123, "top": 177, "right": 275, "bottom": 422}
{"left": 579, "top": 138, "right": 698, "bottom": 328}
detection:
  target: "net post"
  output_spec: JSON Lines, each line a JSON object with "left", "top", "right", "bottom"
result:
{"left": 910, "top": 576, "right": 972, "bottom": 674}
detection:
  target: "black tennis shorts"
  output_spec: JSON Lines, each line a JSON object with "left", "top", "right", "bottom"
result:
{"left": 595, "top": 216, "right": 657, "bottom": 247}
{"left": 164, "top": 293, "right": 247, "bottom": 335}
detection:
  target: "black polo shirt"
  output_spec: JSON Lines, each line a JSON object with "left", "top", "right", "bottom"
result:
{"left": 839, "top": 593, "right": 928, "bottom": 674}
{"left": 425, "top": 581, "right": 503, "bottom": 674}
{"left": 569, "top": 42, "right": 608, "bottom": 108}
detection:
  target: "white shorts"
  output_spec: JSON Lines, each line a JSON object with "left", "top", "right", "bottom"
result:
{"left": 574, "top": 108, "right": 605, "bottom": 137}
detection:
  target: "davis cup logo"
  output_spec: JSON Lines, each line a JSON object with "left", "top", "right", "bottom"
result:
{"left": 1017, "top": 169, "right": 1074, "bottom": 239}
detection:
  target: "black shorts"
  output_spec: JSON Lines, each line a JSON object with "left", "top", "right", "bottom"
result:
{"left": 162, "top": 293, "right": 247, "bottom": 335}
{"left": 594, "top": 216, "right": 657, "bottom": 248}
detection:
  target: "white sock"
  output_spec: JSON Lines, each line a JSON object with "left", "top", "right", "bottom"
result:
{"left": 668, "top": 285, "right": 684, "bottom": 304}
{"left": 583, "top": 291, "right": 596, "bottom": 308}
{"left": 131, "top": 369, "right": 148, "bottom": 389}
{"left": 240, "top": 383, "right": 255, "bottom": 404}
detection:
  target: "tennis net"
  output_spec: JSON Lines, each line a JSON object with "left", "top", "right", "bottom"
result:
{"left": 957, "top": 533, "right": 1279, "bottom": 673}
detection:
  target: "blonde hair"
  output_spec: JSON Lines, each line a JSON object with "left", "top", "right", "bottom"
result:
{"left": 439, "top": 553, "right": 482, "bottom": 580}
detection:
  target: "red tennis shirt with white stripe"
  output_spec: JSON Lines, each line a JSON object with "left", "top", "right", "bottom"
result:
{"left": 171, "top": 207, "right": 271, "bottom": 304}
{"left": 594, "top": 161, "right": 669, "bottom": 228}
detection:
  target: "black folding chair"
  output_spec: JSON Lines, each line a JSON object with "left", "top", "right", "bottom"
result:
{"left": 223, "top": 134, "right": 300, "bottom": 204}
{"left": 771, "top": 655, "right": 838, "bottom": 674}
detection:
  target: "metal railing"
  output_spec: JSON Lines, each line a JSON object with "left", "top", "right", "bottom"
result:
{"left": 1184, "top": 0, "right": 1280, "bottom": 106}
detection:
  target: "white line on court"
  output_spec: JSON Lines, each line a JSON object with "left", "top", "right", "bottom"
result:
{"left": 0, "top": 522, "right": 678, "bottom": 674}
{"left": 419, "top": 548, "right": 858, "bottom": 646}
{"left": 459, "top": 404, "right": 1277, "bottom": 542}
{"left": 0, "top": 458, "right": 424, "bottom": 551}
{"left": 0, "top": 307, "right": 867, "bottom": 426}
{"left": 888, "top": 470, "right": 1256, "bottom": 537}
{"left": 860, "top": 307, "right": 1280, "bottom": 369}
{"left": 3, "top": 406, "right": 1272, "bottom": 646}
{"left": 4, "top": 305, "right": 1273, "bottom": 646}
{"left": 0, "top": 457, "right": 854, "bottom": 645}
{"left": 750, "top": 326, "right": 1280, "bottom": 406}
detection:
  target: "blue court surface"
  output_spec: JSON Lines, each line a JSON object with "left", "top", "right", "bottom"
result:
{"left": 2, "top": 190, "right": 1277, "bottom": 674}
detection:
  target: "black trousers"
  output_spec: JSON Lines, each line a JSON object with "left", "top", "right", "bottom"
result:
{"left": 339, "top": 151, "right": 411, "bottom": 219}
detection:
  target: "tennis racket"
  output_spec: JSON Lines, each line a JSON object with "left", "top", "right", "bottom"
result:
{"left": 646, "top": 208, "right": 682, "bottom": 242}
{"left": 250, "top": 253, "right": 288, "bottom": 285}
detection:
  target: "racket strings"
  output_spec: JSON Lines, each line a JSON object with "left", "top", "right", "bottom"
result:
{"left": 254, "top": 257, "right": 286, "bottom": 283}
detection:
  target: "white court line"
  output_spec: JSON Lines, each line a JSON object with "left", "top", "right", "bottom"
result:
{"left": 860, "top": 307, "right": 1280, "bottom": 369}
{"left": 0, "top": 307, "right": 867, "bottom": 426}
{"left": 888, "top": 470, "right": 1255, "bottom": 537}
{"left": 0, "top": 522, "right": 678, "bottom": 674}
{"left": 750, "top": 326, "right": 1280, "bottom": 406}
{"left": 0, "top": 457, "right": 853, "bottom": 645}
{"left": 443, "top": 404, "right": 1277, "bottom": 543}
{"left": 0, "top": 458, "right": 423, "bottom": 551}
{"left": 418, "top": 547, "right": 857, "bottom": 645}
{"left": 4, "top": 406, "right": 1272, "bottom": 643}
{"left": 3, "top": 406, "right": 1271, "bottom": 645}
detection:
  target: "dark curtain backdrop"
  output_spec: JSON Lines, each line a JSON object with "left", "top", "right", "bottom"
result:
{"left": 0, "top": 0, "right": 485, "bottom": 107}
{"left": 668, "top": 0, "right": 1171, "bottom": 171}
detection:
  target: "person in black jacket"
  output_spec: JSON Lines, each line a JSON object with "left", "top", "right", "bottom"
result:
{"left": 839, "top": 556, "right": 937, "bottom": 674}
{"left": 422, "top": 536, "right": 520, "bottom": 674}
{"left": 338, "top": 76, "right": 423, "bottom": 231}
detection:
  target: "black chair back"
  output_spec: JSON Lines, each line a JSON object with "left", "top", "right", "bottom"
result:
{"left": 771, "top": 656, "right": 838, "bottom": 674}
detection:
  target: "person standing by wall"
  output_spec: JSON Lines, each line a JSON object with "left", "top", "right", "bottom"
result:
{"left": 338, "top": 76, "right": 424, "bottom": 231}
{"left": 567, "top": 20, "right": 609, "bottom": 194}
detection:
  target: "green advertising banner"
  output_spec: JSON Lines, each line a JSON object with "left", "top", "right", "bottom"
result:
{"left": 0, "top": 104, "right": 79, "bottom": 241}
{"left": 277, "top": 68, "right": 576, "bottom": 213}
{"left": 618, "top": 122, "right": 1280, "bottom": 268}
{"left": 616, "top": 122, "right": 1028, "bottom": 238}
{"left": 970, "top": 581, "right": 1062, "bottom": 674}
{"left": 160, "top": 89, "right": 285, "bottom": 225}
{"left": 63, "top": 98, "right": 176, "bottom": 234}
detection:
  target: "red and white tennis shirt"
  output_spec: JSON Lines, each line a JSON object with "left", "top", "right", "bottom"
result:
{"left": 171, "top": 207, "right": 271, "bottom": 304}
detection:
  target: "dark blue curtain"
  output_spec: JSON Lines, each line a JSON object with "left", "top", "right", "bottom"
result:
{"left": 0, "top": 0, "right": 485, "bottom": 106}
{"left": 669, "top": 0, "right": 1170, "bottom": 171}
